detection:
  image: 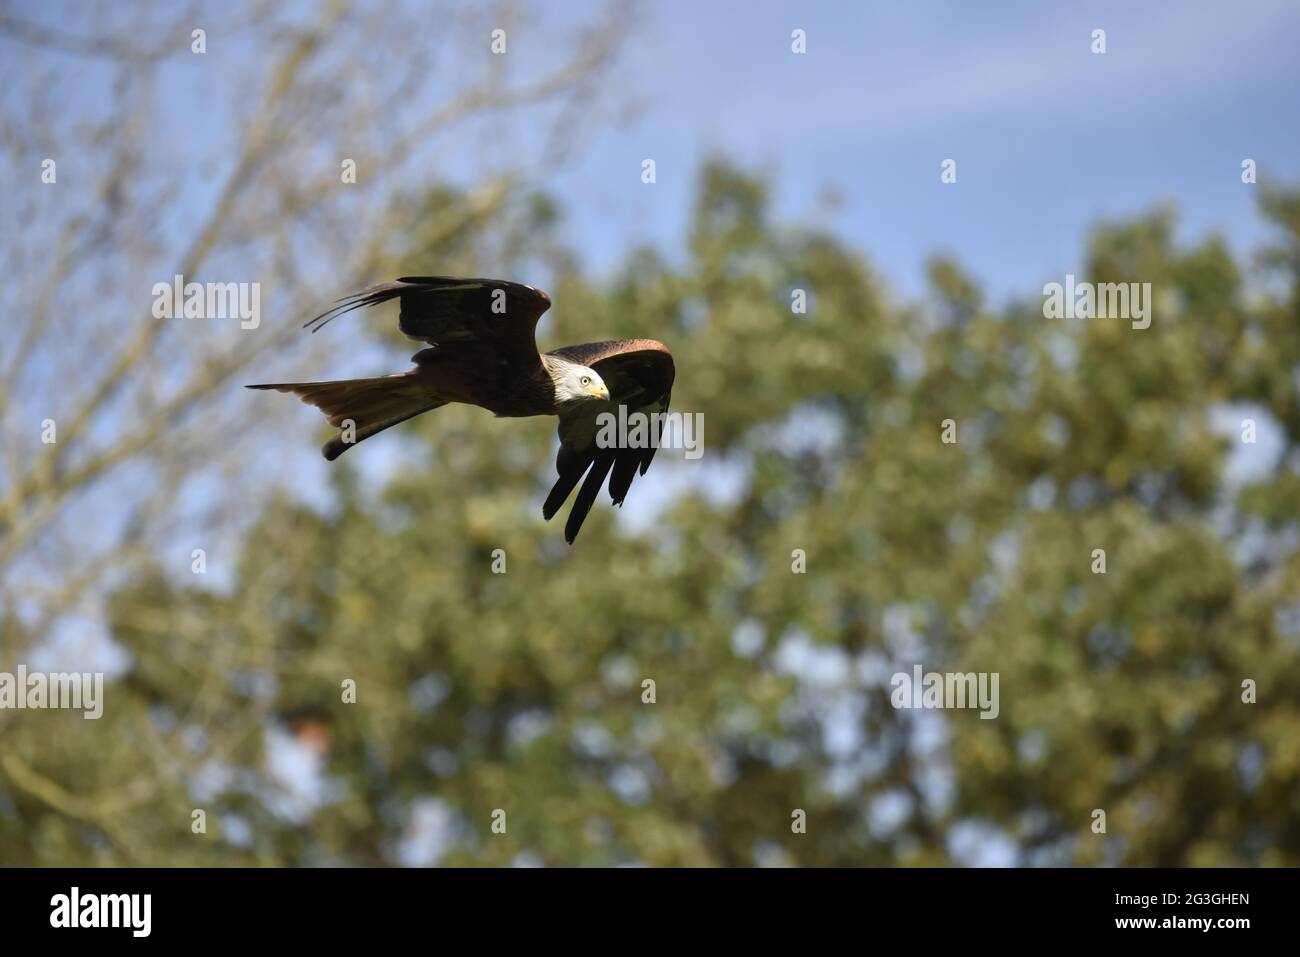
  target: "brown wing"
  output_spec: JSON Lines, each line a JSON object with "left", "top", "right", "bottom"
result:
{"left": 304, "top": 275, "right": 550, "bottom": 364}
{"left": 542, "top": 339, "right": 676, "bottom": 543}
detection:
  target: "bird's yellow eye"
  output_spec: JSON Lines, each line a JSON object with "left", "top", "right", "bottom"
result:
{"left": 580, "top": 376, "right": 591, "bottom": 386}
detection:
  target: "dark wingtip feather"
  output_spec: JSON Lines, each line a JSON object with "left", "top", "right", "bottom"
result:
{"left": 564, "top": 454, "right": 615, "bottom": 543}
{"left": 544, "top": 451, "right": 594, "bottom": 521}
{"left": 543, "top": 467, "right": 585, "bottom": 520}
{"left": 608, "top": 453, "right": 639, "bottom": 506}
{"left": 302, "top": 282, "right": 410, "bottom": 333}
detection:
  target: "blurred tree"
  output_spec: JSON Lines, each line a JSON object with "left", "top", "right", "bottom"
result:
{"left": 3, "top": 159, "right": 1298, "bottom": 866}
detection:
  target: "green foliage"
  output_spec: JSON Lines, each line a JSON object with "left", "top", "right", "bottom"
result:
{"left": 4, "top": 162, "right": 1298, "bottom": 866}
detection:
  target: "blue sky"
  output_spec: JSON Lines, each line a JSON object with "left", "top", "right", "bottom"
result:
{"left": 530, "top": 0, "right": 1300, "bottom": 300}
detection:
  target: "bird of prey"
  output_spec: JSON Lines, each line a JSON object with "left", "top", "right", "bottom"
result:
{"left": 247, "top": 276, "right": 675, "bottom": 543}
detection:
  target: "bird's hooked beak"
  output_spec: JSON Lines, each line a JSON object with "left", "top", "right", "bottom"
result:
{"left": 588, "top": 383, "right": 610, "bottom": 401}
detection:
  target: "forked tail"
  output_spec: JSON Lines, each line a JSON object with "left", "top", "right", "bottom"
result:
{"left": 247, "top": 374, "right": 445, "bottom": 460}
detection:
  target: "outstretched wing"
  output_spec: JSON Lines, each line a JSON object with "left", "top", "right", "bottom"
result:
{"left": 542, "top": 339, "right": 676, "bottom": 543}
{"left": 304, "top": 276, "right": 551, "bottom": 362}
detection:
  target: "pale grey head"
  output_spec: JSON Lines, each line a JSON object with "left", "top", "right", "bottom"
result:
{"left": 544, "top": 355, "right": 610, "bottom": 405}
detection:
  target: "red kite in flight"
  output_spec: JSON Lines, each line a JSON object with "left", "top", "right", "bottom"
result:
{"left": 247, "top": 277, "right": 675, "bottom": 542}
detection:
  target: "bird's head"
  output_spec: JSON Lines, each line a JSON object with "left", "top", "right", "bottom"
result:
{"left": 554, "top": 363, "right": 610, "bottom": 405}
{"left": 546, "top": 356, "right": 611, "bottom": 405}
